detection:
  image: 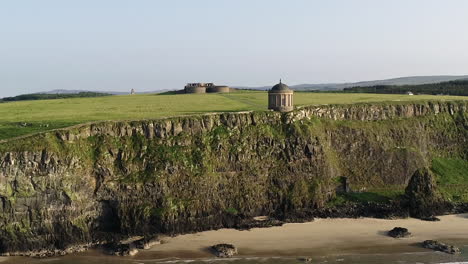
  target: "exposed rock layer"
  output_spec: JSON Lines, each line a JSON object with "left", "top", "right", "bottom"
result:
{"left": 405, "top": 168, "right": 448, "bottom": 218}
{"left": 0, "top": 101, "right": 467, "bottom": 254}
{"left": 422, "top": 240, "right": 461, "bottom": 254}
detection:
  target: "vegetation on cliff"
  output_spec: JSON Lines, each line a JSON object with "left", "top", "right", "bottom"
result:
{"left": 0, "top": 101, "right": 467, "bottom": 254}
{"left": 432, "top": 158, "right": 468, "bottom": 203}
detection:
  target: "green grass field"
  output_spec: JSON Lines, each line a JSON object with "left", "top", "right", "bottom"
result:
{"left": 432, "top": 158, "right": 468, "bottom": 202}
{"left": 1, "top": 90, "right": 468, "bottom": 141}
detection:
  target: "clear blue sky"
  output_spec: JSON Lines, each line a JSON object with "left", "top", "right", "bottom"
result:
{"left": 1, "top": 0, "right": 468, "bottom": 97}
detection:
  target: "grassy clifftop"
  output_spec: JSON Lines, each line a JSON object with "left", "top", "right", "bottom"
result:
{"left": 1, "top": 90, "right": 468, "bottom": 140}
{"left": 0, "top": 101, "right": 467, "bottom": 254}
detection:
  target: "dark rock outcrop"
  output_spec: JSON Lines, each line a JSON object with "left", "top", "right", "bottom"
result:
{"left": 133, "top": 236, "right": 161, "bottom": 249}
{"left": 388, "top": 227, "right": 411, "bottom": 238}
{"left": 422, "top": 240, "right": 461, "bottom": 254}
{"left": 211, "top": 244, "right": 237, "bottom": 258}
{"left": 312, "top": 201, "right": 410, "bottom": 219}
{"left": 103, "top": 242, "right": 139, "bottom": 256}
{"left": 405, "top": 168, "right": 449, "bottom": 219}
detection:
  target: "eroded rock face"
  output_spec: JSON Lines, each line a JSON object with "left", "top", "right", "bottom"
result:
{"left": 0, "top": 102, "right": 466, "bottom": 255}
{"left": 211, "top": 244, "right": 237, "bottom": 258}
{"left": 422, "top": 240, "right": 461, "bottom": 254}
{"left": 405, "top": 168, "right": 449, "bottom": 219}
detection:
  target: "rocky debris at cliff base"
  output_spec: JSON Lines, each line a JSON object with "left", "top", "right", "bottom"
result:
{"left": 133, "top": 236, "right": 161, "bottom": 249}
{"left": 1, "top": 243, "right": 91, "bottom": 258}
{"left": 422, "top": 240, "right": 461, "bottom": 254}
{"left": 103, "top": 242, "right": 139, "bottom": 256}
{"left": 102, "top": 236, "right": 161, "bottom": 256}
{"left": 421, "top": 216, "right": 441, "bottom": 222}
{"left": 3, "top": 250, "right": 65, "bottom": 258}
{"left": 453, "top": 203, "right": 468, "bottom": 214}
{"left": 236, "top": 217, "right": 284, "bottom": 230}
{"left": 388, "top": 227, "right": 411, "bottom": 238}
{"left": 211, "top": 244, "right": 237, "bottom": 258}
{"left": 310, "top": 201, "right": 410, "bottom": 219}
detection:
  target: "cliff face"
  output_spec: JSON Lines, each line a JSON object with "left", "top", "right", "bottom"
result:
{"left": 0, "top": 101, "right": 467, "bottom": 253}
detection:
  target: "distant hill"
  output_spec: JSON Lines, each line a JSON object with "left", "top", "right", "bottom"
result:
{"left": 343, "top": 79, "right": 468, "bottom": 96}
{"left": 236, "top": 75, "right": 468, "bottom": 91}
{"left": 0, "top": 92, "right": 113, "bottom": 103}
{"left": 40, "top": 89, "right": 168, "bottom": 95}
{"left": 6, "top": 75, "right": 468, "bottom": 97}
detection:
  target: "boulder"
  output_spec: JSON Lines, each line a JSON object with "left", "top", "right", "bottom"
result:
{"left": 211, "top": 244, "right": 237, "bottom": 258}
{"left": 388, "top": 227, "right": 411, "bottom": 238}
{"left": 422, "top": 240, "right": 460, "bottom": 254}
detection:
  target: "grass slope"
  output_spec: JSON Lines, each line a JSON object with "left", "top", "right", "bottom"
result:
{"left": 1, "top": 90, "right": 468, "bottom": 140}
{"left": 432, "top": 158, "right": 468, "bottom": 202}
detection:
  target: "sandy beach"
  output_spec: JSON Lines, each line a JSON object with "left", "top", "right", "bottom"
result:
{"left": 144, "top": 214, "right": 468, "bottom": 259}
{"left": 1, "top": 214, "right": 467, "bottom": 264}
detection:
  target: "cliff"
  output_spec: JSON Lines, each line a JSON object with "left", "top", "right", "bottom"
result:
{"left": 0, "top": 101, "right": 467, "bottom": 254}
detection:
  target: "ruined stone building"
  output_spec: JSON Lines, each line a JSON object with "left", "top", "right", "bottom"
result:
{"left": 184, "top": 83, "right": 230, "bottom": 94}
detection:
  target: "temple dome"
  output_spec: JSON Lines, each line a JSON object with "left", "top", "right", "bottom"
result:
{"left": 270, "top": 80, "right": 291, "bottom": 92}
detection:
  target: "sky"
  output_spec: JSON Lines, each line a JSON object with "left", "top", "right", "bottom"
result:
{"left": 1, "top": 0, "right": 468, "bottom": 97}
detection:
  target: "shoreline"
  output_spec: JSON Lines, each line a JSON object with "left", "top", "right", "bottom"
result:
{"left": 141, "top": 214, "right": 468, "bottom": 260}
{"left": 2, "top": 214, "right": 468, "bottom": 263}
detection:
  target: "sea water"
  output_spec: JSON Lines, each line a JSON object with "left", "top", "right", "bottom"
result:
{"left": 3, "top": 246, "right": 468, "bottom": 264}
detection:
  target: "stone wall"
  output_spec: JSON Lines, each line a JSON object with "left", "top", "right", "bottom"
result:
{"left": 184, "top": 87, "right": 206, "bottom": 94}
{"left": 207, "top": 86, "right": 230, "bottom": 93}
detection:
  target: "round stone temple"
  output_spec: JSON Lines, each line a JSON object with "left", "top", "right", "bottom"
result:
{"left": 268, "top": 79, "right": 294, "bottom": 112}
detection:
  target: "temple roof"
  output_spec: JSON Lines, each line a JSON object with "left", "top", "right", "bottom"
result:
{"left": 271, "top": 79, "right": 291, "bottom": 92}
